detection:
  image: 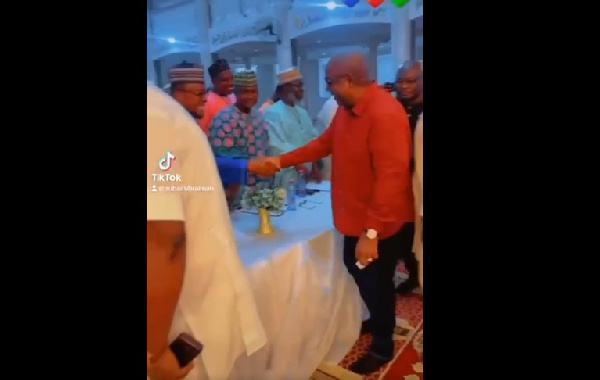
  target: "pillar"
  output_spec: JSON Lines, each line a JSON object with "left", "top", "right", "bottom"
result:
{"left": 147, "top": 11, "right": 156, "bottom": 83}
{"left": 298, "top": 58, "right": 320, "bottom": 118}
{"left": 256, "top": 64, "right": 275, "bottom": 107}
{"left": 274, "top": 0, "right": 293, "bottom": 71}
{"left": 195, "top": 0, "right": 213, "bottom": 88}
{"left": 367, "top": 42, "right": 379, "bottom": 82}
{"left": 244, "top": 57, "right": 252, "bottom": 69}
{"left": 390, "top": 5, "right": 411, "bottom": 69}
{"left": 147, "top": 57, "right": 155, "bottom": 83}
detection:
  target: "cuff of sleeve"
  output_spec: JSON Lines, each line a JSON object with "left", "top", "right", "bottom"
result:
{"left": 280, "top": 153, "right": 295, "bottom": 169}
{"left": 216, "top": 157, "right": 249, "bottom": 185}
{"left": 364, "top": 216, "right": 384, "bottom": 235}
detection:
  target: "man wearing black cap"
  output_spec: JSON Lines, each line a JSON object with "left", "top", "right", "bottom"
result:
{"left": 168, "top": 61, "right": 207, "bottom": 128}
{"left": 200, "top": 59, "right": 235, "bottom": 134}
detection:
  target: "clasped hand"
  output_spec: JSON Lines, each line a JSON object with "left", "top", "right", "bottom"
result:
{"left": 248, "top": 157, "right": 281, "bottom": 177}
{"left": 355, "top": 235, "right": 378, "bottom": 266}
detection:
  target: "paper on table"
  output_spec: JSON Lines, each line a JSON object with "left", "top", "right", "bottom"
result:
{"left": 306, "top": 180, "right": 331, "bottom": 192}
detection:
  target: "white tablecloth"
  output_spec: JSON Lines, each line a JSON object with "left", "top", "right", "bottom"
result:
{"left": 227, "top": 191, "right": 363, "bottom": 380}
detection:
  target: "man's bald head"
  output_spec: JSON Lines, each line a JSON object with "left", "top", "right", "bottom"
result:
{"left": 327, "top": 53, "right": 372, "bottom": 86}
{"left": 325, "top": 52, "right": 374, "bottom": 107}
{"left": 396, "top": 60, "right": 422, "bottom": 79}
{"left": 396, "top": 60, "right": 423, "bottom": 104}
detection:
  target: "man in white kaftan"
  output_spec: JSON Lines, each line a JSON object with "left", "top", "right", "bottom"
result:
{"left": 148, "top": 82, "right": 266, "bottom": 380}
{"left": 265, "top": 67, "right": 321, "bottom": 187}
{"left": 315, "top": 95, "right": 338, "bottom": 135}
{"left": 314, "top": 95, "right": 339, "bottom": 181}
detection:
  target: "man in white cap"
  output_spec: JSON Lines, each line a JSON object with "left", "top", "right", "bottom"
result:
{"left": 147, "top": 82, "right": 268, "bottom": 379}
{"left": 265, "top": 67, "right": 322, "bottom": 187}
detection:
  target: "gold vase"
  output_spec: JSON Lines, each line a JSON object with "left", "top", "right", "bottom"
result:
{"left": 257, "top": 208, "right": 274, "bottom": 235}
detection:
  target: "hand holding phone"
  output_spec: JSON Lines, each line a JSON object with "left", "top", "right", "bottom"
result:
{"left": 147, "top": 348, "right": 193, "bottom": 380}
{"left": 169, "top": 333, "right": 203, "bottom": 368}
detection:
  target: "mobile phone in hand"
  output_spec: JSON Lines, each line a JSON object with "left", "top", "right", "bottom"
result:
{"left": 169, "top": 333, "right": 203, "bottom": 367}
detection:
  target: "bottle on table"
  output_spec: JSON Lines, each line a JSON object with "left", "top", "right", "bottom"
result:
{"left": 287, "top": 179, "right": 297, "bottom": 211}
{"left": 296, "top": 172, "right": 307, "bottom": 198}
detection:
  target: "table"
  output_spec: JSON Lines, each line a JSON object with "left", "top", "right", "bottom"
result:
{"left": 227, "top": 191, "right": 363, "bottom": 380}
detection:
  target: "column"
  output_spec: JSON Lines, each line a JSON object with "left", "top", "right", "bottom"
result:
{"left": 195, "top": 0, "right": 213, "bottom": 88}
{"left": 147, "top": 11, "right": 156, "bottom": 83}
{"left": 273, "top": 0, "right": 293, "bottom": 71}
{"left": 291, "top": 39, "right": 298, "bottom": 67}
{"left": 256, "top": 64, "right": 275, "bottom": 107}
{"left": 390, "top": 5, "right": 411, "bottom": 69}
{"left": 298, "top": 57, "right": 320, "bottom": 119}
{"left": 147, "top": 57, "right": 155, "bottom": 83}
{"left": 367, "top": 42, "right": 379, "bottom": 82}
{"left": 244, "top": 57, "right": 252, "bottom": 69}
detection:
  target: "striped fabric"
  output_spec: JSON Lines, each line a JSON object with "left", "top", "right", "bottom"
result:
{"left": 169, "top": 61, "right": 204, "bottom": 84}
{"left": 277, "top": 67, "right": 302, "bottom": 84}
{"left": 234, "top": 70, "right": 257, "bottom": 87}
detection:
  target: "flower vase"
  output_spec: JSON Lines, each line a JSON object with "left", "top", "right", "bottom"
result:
{"left": 257, "top": 208, "right": 274, "bottom": 235}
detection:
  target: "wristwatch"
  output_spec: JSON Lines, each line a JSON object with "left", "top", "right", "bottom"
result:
{"left": 365, "top": 229, "right": 378, "bottom": 239}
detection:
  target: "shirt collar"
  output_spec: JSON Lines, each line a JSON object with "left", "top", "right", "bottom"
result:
{"left": 351, "top": 83, "right": 378, "bottom": 117}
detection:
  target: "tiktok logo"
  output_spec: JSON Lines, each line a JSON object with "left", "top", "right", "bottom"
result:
{"left": 158, "top": 151, "right": 175, "bottom": 171}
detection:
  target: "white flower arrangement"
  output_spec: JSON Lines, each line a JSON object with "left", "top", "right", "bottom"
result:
{"left": 241, "top": 184, "right": 287, "bottom": 212}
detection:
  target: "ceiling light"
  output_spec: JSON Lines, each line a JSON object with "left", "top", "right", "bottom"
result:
{"left": 167, "top": 37, "right": 176, "bottom": 43}
{"left": 325, "top": 2, "right": 339, "bottom": 10}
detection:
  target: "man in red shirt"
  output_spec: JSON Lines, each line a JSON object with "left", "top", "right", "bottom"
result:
{"left": 267, "top": 53, "right": 414, "bottom": 374}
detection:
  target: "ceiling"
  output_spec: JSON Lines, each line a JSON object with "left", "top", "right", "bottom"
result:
{"left": 216, "top": 41, "right": 277, "bottom": 62}
{"left": 147, "top": 0, "right": 192, "bottom": 12}
{"left": 148, "top": 1, "right": 419, "bottom": 62}
{"left": 295, "top": 23, "right": 391, "bottom": 48}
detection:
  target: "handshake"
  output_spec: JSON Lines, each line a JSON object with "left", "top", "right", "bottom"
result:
{"left": 248, "top": 157, "right": 281, "bottom": 178}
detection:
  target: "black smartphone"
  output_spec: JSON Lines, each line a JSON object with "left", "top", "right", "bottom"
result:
{"left": 169, "top": 333, "right": 203, "bottom": 367}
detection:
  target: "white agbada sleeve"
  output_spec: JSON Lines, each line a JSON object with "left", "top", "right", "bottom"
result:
{"left": 148, "top": 84, "right": 266, "bottom": 380}
{"left": 315, "top": 96, "right": 338, "bottom": 135}
{"left": 147, "top": 119, "right": 184, "bottom": 221}
{"left": 171, "top": 110, "right": 267, "bottom": 380}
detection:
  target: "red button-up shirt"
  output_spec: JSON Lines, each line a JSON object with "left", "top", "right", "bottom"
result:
{"left": 280, "top": 84, "right": 414, "bottom": 239}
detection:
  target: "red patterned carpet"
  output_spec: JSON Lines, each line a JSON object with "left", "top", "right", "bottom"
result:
{"left": 337, "top": 294, "right": 423, "bottom": 380}
{"left": 382, "top": 322, "right": 423, "bottom": 379}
